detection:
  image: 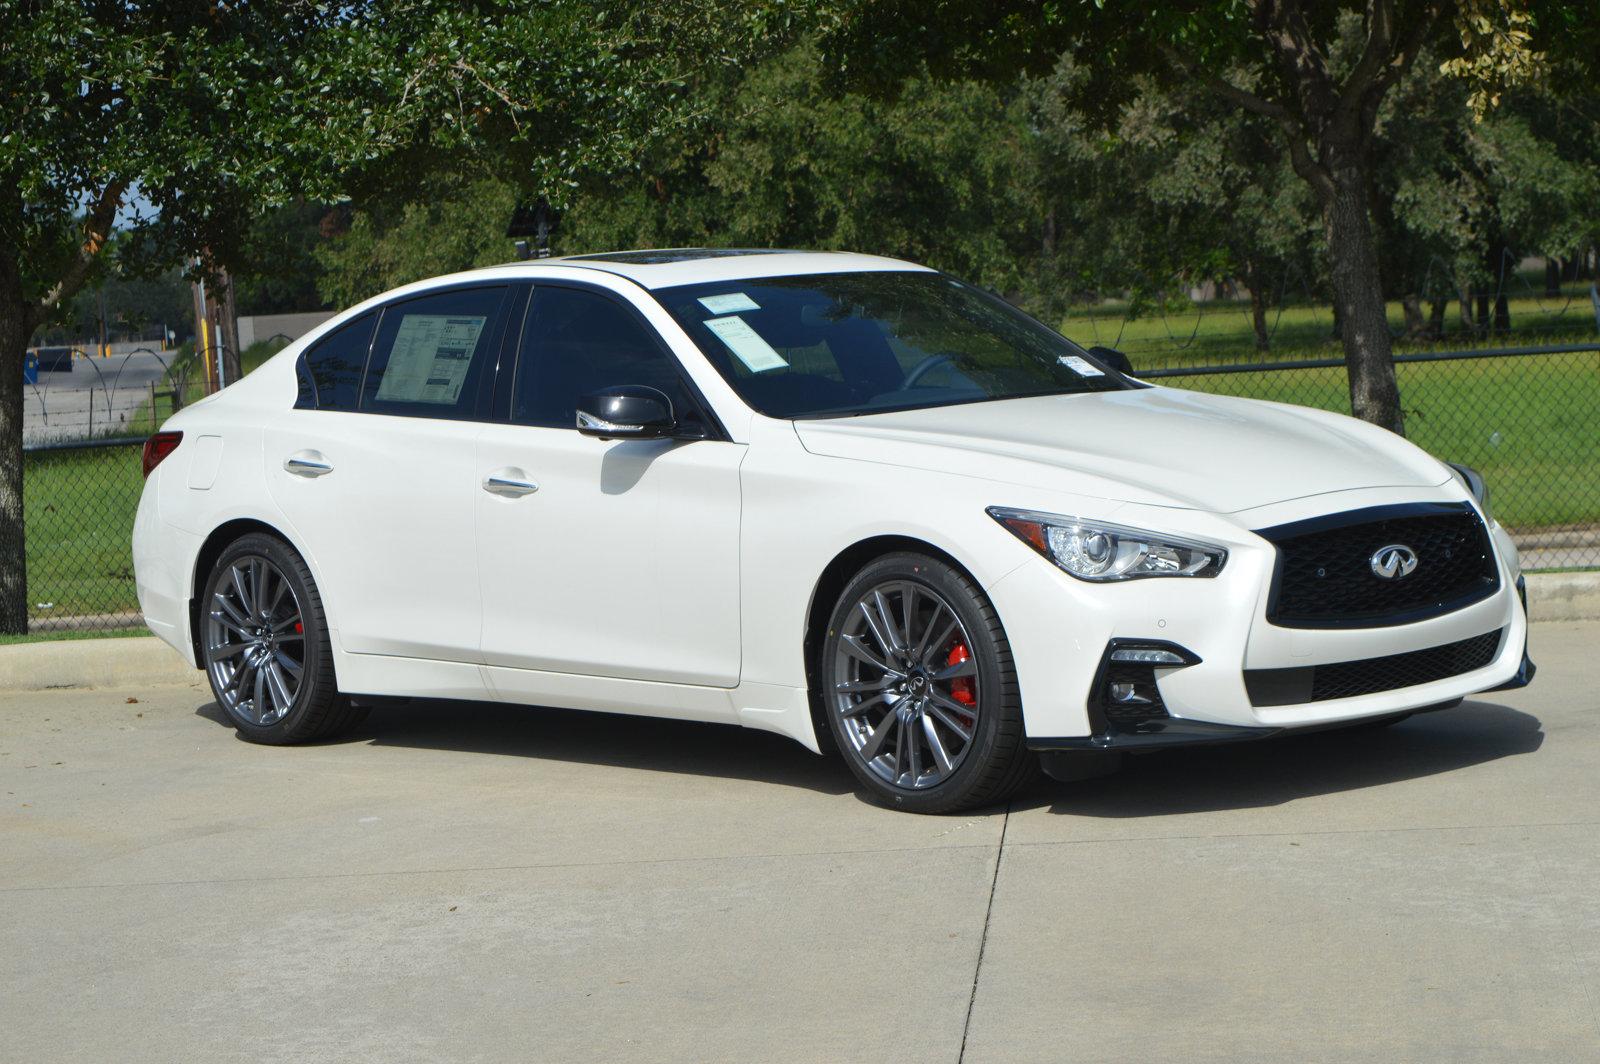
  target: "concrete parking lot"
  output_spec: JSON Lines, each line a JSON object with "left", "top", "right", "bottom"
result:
{"left": 3, "top": 621, "right": 1598, "bottom": 1063}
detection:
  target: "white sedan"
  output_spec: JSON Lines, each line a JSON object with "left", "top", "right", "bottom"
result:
{"left": 132, "top": 250, "right": 1533, "bottom": 812}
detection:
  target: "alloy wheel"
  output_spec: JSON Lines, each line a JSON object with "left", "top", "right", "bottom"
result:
{"left": 204, "top": 555, "right": 307, "bottom": 727}
{"left": 830, "top": 580, "right": 981, "bottom": 790}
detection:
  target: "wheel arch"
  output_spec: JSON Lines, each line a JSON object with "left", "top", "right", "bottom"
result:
{"left": 188, "top": 517, "right": 316, "bottom": 666}
{"left": 801, "top": 534, "right": 985, "bottom": 751}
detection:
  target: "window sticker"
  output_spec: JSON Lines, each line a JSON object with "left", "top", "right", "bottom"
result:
{"left": 697, "top": 292, "right": 761, "bottom": 314}
{"left": 1058, "top": 355, "right": 1104, "bottom": 377}
{"left": 375, "top": 315, "right": 487, "bottom": 404}
{"left": 703, "top": 315, "right": 789, "bottom": 373}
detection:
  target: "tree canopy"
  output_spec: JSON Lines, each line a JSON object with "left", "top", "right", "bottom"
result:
{"left": 0, "top": 0, "right": 801, "bottom": 633}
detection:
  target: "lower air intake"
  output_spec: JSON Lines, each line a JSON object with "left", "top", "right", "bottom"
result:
{"left": 1244, "top": 628, "right": 1503, "bottom": 708}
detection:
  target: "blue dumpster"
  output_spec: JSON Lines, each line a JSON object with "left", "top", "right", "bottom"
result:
{"left": 23, "top": 351, "right": 38, "bottom": 385}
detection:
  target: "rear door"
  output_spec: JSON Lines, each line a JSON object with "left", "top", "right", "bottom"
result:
{"left": 266, "top": 283, "right": 519, "bottom": 663}
{"left": 475, "top": 281, "right": 745, "bottom": 688}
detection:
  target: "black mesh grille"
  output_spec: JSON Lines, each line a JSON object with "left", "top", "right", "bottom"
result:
{"left": 1259, "top": 503, "right": 1498, "bottom": 628}
{"left": 1245, "top": 628, "right": 1504, "bottom": 707}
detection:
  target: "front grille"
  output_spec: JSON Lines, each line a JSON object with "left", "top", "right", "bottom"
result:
{"left": 1244, "top": 628, "right": 1504, "bottom": 707}
{"left": 1258, "top": 503, "right": 1498, "bottom": 628}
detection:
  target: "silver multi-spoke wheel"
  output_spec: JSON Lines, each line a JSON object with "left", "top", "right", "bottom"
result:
{"left": 204, "top": 555, "right": 306, "bottom": 727}
{"left": 831, "top": 580, "right": 981, "bottom": 790}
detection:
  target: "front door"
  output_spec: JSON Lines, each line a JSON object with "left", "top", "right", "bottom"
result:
{"left": 475, "top": 282, "right": 744, "bottom": 688}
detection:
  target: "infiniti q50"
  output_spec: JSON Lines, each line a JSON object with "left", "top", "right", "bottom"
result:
{"left": 132, "top": 249, "right": 1533, "bottom": 812}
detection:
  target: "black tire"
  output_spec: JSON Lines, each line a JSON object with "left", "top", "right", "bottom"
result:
{"left": 199, "top": 532, "right": 366, "bottom": 744}
{"left": 820, "top": 552, "right": 1033, "bottom": 813}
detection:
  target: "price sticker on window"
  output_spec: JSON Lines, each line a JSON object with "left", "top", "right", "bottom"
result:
{"left": 704, "top": 315, "right": 789, "bottom": 373}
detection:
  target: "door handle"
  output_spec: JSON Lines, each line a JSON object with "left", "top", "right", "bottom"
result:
{"left": 482, "top": 469, "right": 539, "bottom": 497}
{"left": 284, "top": 451, "right": 333, "bottom": 477}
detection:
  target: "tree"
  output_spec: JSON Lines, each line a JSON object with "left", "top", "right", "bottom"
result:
{"left": 1020, "top": 57, "right": 1320, "bottom": 352}
{"left": 0, "top": 1, "right": 798, "bottom": 633}
{"left": 821, "top": 1, "right": 1598, "bottom": 433}
{"left": 315, "top": 38, "right": 1036, "bottom": 305}
{"left": 1368, "top": 38, "right": 1600, "bottom": 341}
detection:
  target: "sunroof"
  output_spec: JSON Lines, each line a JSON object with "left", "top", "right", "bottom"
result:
{"left": 565, "top": 248, "right": 794, "bottom": 265}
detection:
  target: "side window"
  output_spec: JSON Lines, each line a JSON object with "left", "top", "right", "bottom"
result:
{"left": 296, "top": 311, "right": 376, "bottom": 411}
{"left": 513, "top": 286, "right": 702, "bottom": 431}
{"left": 360, "top": 285, "right": 507, "bottom": 419}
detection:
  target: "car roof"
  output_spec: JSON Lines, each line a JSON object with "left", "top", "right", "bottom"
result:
{"left": 490, "top": 248, "right": 932, "bottom": 290}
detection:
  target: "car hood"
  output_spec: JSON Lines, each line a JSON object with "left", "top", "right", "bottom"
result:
{"left": 793, "top": 387, "right": 1451, "bottom": 514}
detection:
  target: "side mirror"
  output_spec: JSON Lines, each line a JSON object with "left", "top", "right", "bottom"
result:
{"left": 576, "top": 385, "right": 676, "bottom": 440}
{"left": 1088, "top": 346, "right": 1134, "bottom": 376}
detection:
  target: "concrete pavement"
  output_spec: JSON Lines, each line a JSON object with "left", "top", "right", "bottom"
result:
{"left": 2, "top": 622, "right": 1597, "bottom": 1062}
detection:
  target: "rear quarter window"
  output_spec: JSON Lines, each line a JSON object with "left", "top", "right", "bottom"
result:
{"left": 295, "top": 311, "right": 377, "bottom": 411}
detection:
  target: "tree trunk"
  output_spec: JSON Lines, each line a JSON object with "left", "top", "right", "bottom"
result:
{"left": 1545, "top": 258, "right": 1562, "bottom": 298}
{"left": 0, "top": 286, "right": 30, "bottom": 635}
{"left": 1401, "top": 295, "right": 1425, "bottom": 338}
{"left": 1428, "top": 297, "right": 1447, "bottom": 340}
{"left": 1248, "top": 277, "right": 1271, "bottom": 352}
{"left": 1320, "top": 161, "right": 1404, "bottom": 434}
{"left": 1487, "top": 244, "right": 1510, "bottom": 332}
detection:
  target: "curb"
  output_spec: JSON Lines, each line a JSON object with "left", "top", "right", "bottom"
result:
{"left": 0, "top": 636, "right": 197, "bottom": 694}
{"left": 1525, "top": 571, "right": 1600, "bottom": 623}
{"left": 1, "top": 573, "right": 1597, "bottom": 693}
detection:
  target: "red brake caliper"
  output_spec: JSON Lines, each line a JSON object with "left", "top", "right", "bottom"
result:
{"left": 946, "top": 643, "right": 976, "bottom": 707}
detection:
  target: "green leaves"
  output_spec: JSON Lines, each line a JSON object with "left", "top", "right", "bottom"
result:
{"left": 2, "top": 1, "right": 804, "bottom": 322}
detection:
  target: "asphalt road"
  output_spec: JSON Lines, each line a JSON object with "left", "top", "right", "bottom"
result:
{"left": 23, "top": 349, "right": 174, "bottom": 444}
{"left": 3, "top": 622, "right": 1597, "bottom": 1063}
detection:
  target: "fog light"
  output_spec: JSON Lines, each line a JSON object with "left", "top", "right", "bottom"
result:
{"left": 1109, "top": 682, "right": 1153, "bottom": 704}
{"left": 1092, "top": 639, "right": 1202, "bottom": 733}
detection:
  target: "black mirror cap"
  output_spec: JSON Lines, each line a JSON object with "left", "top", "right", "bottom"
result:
{"left": 1088, "top": 345, "right": 1134, "bottom": 375}
{"left": 576, "top": 385, "right": 676, "bottom": 439}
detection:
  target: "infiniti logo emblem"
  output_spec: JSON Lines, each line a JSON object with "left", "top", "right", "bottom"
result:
{"left": 1370, "top": 543, "right": 1419, "bottom": 580}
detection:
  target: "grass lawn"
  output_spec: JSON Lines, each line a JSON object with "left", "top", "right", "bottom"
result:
{"left": 23, "top": 442, "right": 146, "bottom": 624}
{"left": 0, "top": 626, "right": 146, "bottom": 646}
{"left": 1061, "top": 285, "right": 1599, "bottom": 369}
{"left": 1151, "top": 350, "right": 1600, "bottom": 529}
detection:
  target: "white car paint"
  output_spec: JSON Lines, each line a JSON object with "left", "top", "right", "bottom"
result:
{"left": 132, "top": 250, "right": 1527, "bottom": 754}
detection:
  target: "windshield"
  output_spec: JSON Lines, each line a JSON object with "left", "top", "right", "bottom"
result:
{"left": 652, "top": 271, "right": 1132, "bottom": 419}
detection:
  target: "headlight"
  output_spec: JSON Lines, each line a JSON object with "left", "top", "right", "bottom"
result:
{"left": 1446, "top": 462, "right": 1491, "bottom": 517}
{"left": 987, "top": 507, "right": 1227, "bottom": 581}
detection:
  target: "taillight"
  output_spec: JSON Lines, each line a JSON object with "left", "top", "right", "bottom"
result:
{"left": 142, "top": 431, "right": 183, "bottom": 478}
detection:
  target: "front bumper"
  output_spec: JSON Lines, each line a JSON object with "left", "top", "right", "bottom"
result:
{"left": 988, "top": 486, "right": 1532, "bottom": 748}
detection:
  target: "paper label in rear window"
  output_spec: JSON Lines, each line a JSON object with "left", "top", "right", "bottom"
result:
{"left": 376, "top": 315, "right": 486, "bottom": 404}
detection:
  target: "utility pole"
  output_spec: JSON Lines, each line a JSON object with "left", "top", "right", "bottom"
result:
{"left": 191, "top": 265, "right": 218, "bottom": 393}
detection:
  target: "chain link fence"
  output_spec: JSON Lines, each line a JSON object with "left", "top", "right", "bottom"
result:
{"left": 21, "top": 337, "right": 298, "bottom": 446}
{"left": 21, "top": 437, "right": 147, "bottom": 632}
{"left": 1144, "top": 344, "right": 1600, "bottom": 570}
{"left": 14, "top": 342, "right": 1599, "bottom": 635}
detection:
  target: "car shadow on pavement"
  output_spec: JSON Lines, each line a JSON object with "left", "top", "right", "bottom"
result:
{"left": 1025, "top": 700, "right": 1544, "bottom": 817}
{"left": 194, "top": 698, "right": 857, "bottom": 797}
